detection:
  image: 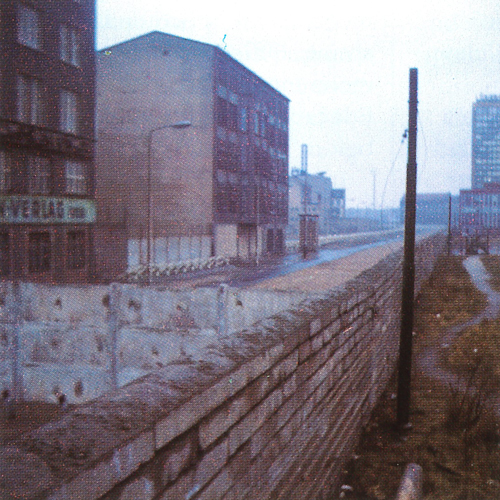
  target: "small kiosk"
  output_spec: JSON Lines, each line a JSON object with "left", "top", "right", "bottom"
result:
{"left": 299, "top": 213, "right": 319, "bottom": 257}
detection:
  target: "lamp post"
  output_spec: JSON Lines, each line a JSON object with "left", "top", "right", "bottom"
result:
{"left": 146, "top": 120, "right": 191, "bottom": 283}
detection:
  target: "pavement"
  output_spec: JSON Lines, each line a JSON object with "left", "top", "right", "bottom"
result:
{"left": 251, "top": 239, "right": 404, "bottom": 293}
{"left": 162, "top": 228, "right": 444, "bottom": 294}
{"left": 165, "top": 239, "right": 406, "bottom": 293}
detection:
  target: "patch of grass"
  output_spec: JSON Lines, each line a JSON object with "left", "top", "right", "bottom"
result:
{"left": 414, "top": 256, "right": 488, "bottom": 353}
{"left": 341, "top": 256, "right": 500, "bottom": 500}
{"left": 481, "top": 255, "right": 500, "bottom": 291}
{"left": 447, "top": 319, "right": 500, "bottom": 382}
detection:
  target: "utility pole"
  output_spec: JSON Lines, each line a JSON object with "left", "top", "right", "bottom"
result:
{"left": 397, "top": 68, "right": 418, "bottom": 428}
{"left": 301, "top": 144, "right": 309, "bottom": 258}
{"left": 372, "top": 170, "right": 376, "bottom": 212}
{"left": 302, "top": 144, "right": 309, "bottom": 215}
{"left": 447, "top": 194, "right": 452, "bottom": 256}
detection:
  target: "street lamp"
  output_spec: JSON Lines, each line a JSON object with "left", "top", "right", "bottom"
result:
{"left": 146, "top": 120, "right": 192, "bottom": 283}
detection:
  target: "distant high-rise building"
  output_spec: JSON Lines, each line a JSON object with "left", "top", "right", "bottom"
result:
{"left": 471, "top": 95, "right": 500, "bottom": 189}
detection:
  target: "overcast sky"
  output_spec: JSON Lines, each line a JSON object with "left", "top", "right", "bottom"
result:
{"left": 96, "top": 0, "right": 500, "bottom": 208}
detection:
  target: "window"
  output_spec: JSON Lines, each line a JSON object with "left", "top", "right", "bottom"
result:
{"left": 239, "top": 107, "right": 247, "bottom": 132}
{"left": 60, "top": 25, "right": 79, "bottom": 66}
{"left": 266, "top": 229, "right": 274, "bottom": 253}
{"left": 67, "top": 231, "right": 85, "bottom": 269}
{"left": 17, "top": 4, "right": 40, "bottom": 49}
{"left": 0, "top": 152, "right": 11, "bottom": 193}
{"left": 29, "top": 232, "right": 51, "bottom": 272}
{"left": 17, "top": 74, "right": 43, "bottom": 125}
{"left": 60, "top": 89, "right": 78, "bottom": 134}
{"left": 216, "top": 97, "right": 238, "bottom": 130}
{"left": 29, "top": 156, "right": 50, "bottom": 194}
{"left": 0, "top": 234, "right": 10, "bottom": 276}
{"left": 253, "top": 112, "right": 259, "bottom": 135}
{"left": 65, "top": 161, "right": 86, "bottom": 194}
{"left": 276, "top": 229, "right": 284, "bottom": 254}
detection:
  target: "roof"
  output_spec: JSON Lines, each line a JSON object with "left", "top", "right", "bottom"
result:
{"left": 98, "top": 31, "right": 289, "bottom": 102}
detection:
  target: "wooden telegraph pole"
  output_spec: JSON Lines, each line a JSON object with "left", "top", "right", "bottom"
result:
{"left": 447, "top": 194, "right": 452, "bottom": 256}
{"left": 397, "top": 68, "right": 418, "bottom": 428}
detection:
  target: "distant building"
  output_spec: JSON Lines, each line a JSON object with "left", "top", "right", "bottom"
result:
{"left": 0, "top": 0, "right": 96, "bottom": 282}
{"left": 459, "top": 184, "right": 500, "bottom": 233}
{"left": 331, "top": 189, "right": 346, "bottom": 219}
{"left": 471, "top": 95, "right": 500, "bottom": 189}
{"left": 96, "top": 32, "right": 289, "bottom": 278}
{"left": 288, "top": 170, "right": 342, "bottom": 237}
{"left": 343, "top": 207, "right": 399, "bottom": 232}
{"left": 400, "top": 193, "right": 455, "bottom": 226}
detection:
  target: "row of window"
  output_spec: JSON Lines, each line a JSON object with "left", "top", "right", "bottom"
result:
{"left": 18, "top": 3, "right": 82, "bottom": 67}
{"left": 216, "top": 169, "right": 287, "bottom": 192}
{"left": 215, "top": 130, "right": 287, "bottom": 176}
{"left": 0, "top": 151, "right": 87, "bottom": 195}
{"left": 16, "top": 73, "right": 79, "bottom": 134}
{"left": 474, "top": 107, "right": 500, "bottom": 120}
{"left": 215, "top": 84, "right": 288, "bottom": 149}
{"left": 215, "top": 103, "right": 288, "bottom": 151}
{"left": 0, "top": 230, "right": 86, "bottom": 275}
{"left": 216, "top": 185, "right": 288, "bottom": 218}
{"left": 216, "top": 85, "right": 288, "bottom": 132}
{"left": 460, "top": 213, "right": 500, "bottom": 230}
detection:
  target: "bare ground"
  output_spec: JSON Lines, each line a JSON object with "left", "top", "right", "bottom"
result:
{"left": 341, "top": 256, "right": 500, "bottom": 500}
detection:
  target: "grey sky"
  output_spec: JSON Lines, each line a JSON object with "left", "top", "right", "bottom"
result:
{"left": 97, "top": 0, "right": 500, "bottom": 208}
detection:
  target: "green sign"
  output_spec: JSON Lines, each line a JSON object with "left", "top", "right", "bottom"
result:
{"left": 0, "top": 196, "right": 96, "bottom": 224}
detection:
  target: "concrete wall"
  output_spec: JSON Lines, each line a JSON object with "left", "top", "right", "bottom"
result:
{"left": 0, "top": 283, "right": 310, "bottom": 404}
{"left": 0, "top": 233, "right": 445, "bottom": 500}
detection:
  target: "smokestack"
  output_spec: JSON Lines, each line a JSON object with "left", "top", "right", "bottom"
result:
{"left": 301, "top": 144, "right": 308, "bottom": 174}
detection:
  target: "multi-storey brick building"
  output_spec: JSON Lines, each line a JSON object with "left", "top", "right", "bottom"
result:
{"left": 0, "top": 0, "right": 96, "bottom": 282}
{"left": 459, "top": 184, "right": 500, "bottom": 233}
{"left": 96, "top": 32, "right": 289, "bottom": 278}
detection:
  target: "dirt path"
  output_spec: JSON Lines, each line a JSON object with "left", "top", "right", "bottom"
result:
{"left": 417, "top": 255, "right": 500, "bottom": 395}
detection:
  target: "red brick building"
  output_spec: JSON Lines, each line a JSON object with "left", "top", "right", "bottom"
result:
{"left": 0, "top": 0, "right": 96, "bottom": 282}
{"left": 96, "top": 32, "right": 289, "bottom": 279}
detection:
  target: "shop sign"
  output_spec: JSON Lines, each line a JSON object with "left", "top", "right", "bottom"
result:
{"left": 0, "top": 196, "right": 95, "bottom": 224}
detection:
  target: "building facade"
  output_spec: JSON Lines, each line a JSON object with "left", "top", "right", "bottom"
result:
{"left": 96, "top": 32, "right": 289, "bottom": 278}
{"left": 471, "top": 95, "right": 500, "bottom": 189}
{"left": 400, "top": 193, "right": 456, "bottom": 227}
{"left": 0, "top": 0, "right": 96, "bottom": 282}
{"left": 459, "top": 184, "right": 500, "bottom": 233}
{"left": 331, "top": 188, "right": 346, "bottom": 219}
{"left": 288, "top": 170, "right": 343, "bottom": 237}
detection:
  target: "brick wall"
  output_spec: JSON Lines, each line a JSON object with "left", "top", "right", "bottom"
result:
{"left": 0, "top": 233, "right": 445, "bottom": 500}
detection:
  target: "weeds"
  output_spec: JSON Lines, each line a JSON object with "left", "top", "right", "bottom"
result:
{"left": 481, "top": 255, "right": 500, "bottom": 291}
{"left": 343, "top": 255, "right": 500, "bottom": 500}
{"left": 445, "top": 357, "right": 500, "bottom": 466}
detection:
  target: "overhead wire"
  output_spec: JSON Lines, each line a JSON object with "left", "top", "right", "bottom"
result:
{"left": 380, "top": 129, "right": 408, "bottom": 213}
